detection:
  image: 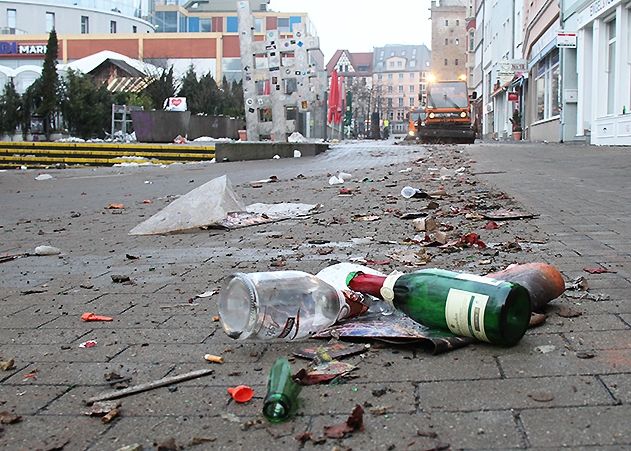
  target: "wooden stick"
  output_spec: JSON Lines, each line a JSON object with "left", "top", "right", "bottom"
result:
{"left": 85, "top": 368, "right": 214, "bottom": 405}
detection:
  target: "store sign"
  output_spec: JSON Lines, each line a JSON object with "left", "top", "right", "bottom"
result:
{"left": 579, "top": 0, "right": 620, "bottom": 27}
{"left": 557, "top": 32, "right": 577, "bottom": 48}
{"left": 0, "top": 42, "right": 47, "bottom": 56}
{"left": 508, "top": 92, "right": 519, "bottom": 102}
{"left": 164, "top": 97, "right": 187, "bottom": 111}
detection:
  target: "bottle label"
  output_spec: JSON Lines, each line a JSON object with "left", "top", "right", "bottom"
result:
{"left": 456, "top": 273, "right": 503, "bottom": 286}
{"left": 336, "top": 290, "right": 369, "bottom": 321}
{"left": 445, "top": 288, "right": 490, "bottom": 342}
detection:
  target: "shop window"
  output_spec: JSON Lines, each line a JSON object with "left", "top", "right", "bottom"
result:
{"left": 534, "top": 49, "right": 560, "bottom": 121}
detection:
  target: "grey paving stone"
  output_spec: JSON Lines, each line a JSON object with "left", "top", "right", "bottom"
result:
{"left": 2, "top": 361, "right": 171, "bottom": 386}
{"left": 563, "top": 330, "right": 631, "bottom": 351}
{"left": 599, "top": 373, "right": 631, "bottom": 404}
{"left": 0, "top": 415, "right": 100, "bottom": 450}
{"left": 498, "top": 348, "right": 631, "bottom": 378}
{"left": 110, "top": 343, "right": 266, "bottom": 364}
{"left": 90, "top": 414, "right": 306, "bottom": 451}
{"left": 521, "top": 405, "right": 631, "bottom": 447}
{"left": 0, "top": 343, "right": 128, "bottom": 363}
{"left": 417, "top": 375, "right": 613, "bottom": 412}
{"left": 0, "top": 328, "right": 89, "bottom": 345}
{"left": 0, "top": 384, "right": 70, "bottom": 415}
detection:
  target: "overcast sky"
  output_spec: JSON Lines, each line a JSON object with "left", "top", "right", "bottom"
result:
{"left": 269, "top": 0, "right": 432, "bottom": 62}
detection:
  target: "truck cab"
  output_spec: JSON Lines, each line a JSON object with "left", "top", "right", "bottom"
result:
{"left": 418, "top": 80, "right": 476, "bottom": 144}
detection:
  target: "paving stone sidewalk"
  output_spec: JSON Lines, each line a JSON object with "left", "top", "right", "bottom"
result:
{"left": 0, "top": 141, "right": 629, "bottom": 450}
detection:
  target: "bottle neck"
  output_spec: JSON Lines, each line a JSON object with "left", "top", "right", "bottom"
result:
{"left": 347, "top": 272, "right": 388, "bottom": 299}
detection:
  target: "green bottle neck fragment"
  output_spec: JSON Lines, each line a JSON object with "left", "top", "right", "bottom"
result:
{"left": 263, "top": 358, "right": 302, "bottom": 423}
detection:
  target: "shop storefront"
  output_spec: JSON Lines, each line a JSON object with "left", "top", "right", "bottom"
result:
{"left": 574, "top": 0, "right": 631, "bottom": 145}
{"left": 525, "top": 25, "right": 561, "bottom": 142}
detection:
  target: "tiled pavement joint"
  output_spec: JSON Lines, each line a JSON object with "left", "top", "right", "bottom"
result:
{"left": 595, "top": 374, "right": 623, "bottom": 405}
{"left": 511, "top": 410, "right": 531, "bottom": 449}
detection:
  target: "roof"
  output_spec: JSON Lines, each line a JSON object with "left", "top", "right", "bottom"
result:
{"left": 326, "top": 50, "right": 374, "bottom": 75}
{"left": 58, "top": 50, "right": 158, "bottom": 77}
{"left": 94, "top": 59, "right": 146, "bottom": 78}
{"left": 372, "top": 44, "right": 431, "bottom": 73}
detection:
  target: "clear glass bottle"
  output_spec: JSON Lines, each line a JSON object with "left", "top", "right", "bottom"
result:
{"left": 347, "top": 268, "right": 531, "bottom": 346}
{"left": 218, "top": 271, "right": 368, "bottom": 340}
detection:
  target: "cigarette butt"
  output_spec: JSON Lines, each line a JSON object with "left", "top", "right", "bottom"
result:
{"left": 101, "top": 408, "right": 119, "bottom": 424}
{"left": 204, "top": 354, "right": 224, "bottom": 364}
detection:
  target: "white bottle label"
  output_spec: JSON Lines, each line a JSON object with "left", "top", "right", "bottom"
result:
{"left": 456, "top": 273, "right": 503, "bottom": 286}
{"left": 445, "top": 288, "right": 490, "bottom": 342}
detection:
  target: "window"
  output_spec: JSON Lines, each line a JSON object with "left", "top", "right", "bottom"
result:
{"left": 81, "top": 16, "right": 89, "bottom": 34}
{"left": 398, "top": 73, "right": 404, "bottom": 79}
{"left": 455, "top": 38, "right": 459, "bottom": 45}
{"left": 421, "top": 72, "right": 426, "bottom": 80}
{"left": 289, "top": 16, "right": 301, "bottom": 32}
{"left": 378, "top": 74, "right": 383, "bottom": 80}
{"left": 254, "top": 18, "right": 263, "bottom": 33}
{"left": 455, "top": 58, "right": 459, "bottom": 66}
{"left": 110, "top": 20, "right": 117, "bottom": 33}
{"left": 388, "top": 73, "right": 393, "bottom": 80}
{"left": 445, "top": 19, "right": 449, "bottom": 26}
{"left": 399, "top": 85, "right": 404, "bottom": 93}
{"left": 7, "top": 9, "right": 16, "bottom": 31}
{"left": 132, "top": 25, "right": 137, "bottom": 33}
{"left": 410, "top": 60, "right": 416, "bottom": 68}
{"left": 387, "top": 98, "right": 393, "bottom": 108}
{"left": 445, "top": 38, "right": 449, "bottom": 45}
{"left": 606, "top": 18, "right": 616, "bottom": 114}
{"left": 389, "top": 61, "right": 395, "bottom": 68}
{"left": 409, "top": 85, "right": 414, "bottom": 93}
{"left": 45, "top": 12, "right": 55, "bottom": 32}
{"left": 456, "top": 19, "right": 460, "bottom": 26}
{"left": 444, "top": 58, "right": 448, "bottom": 66}
{"left": 399, "top": 98, "right": 404, "bottom": 107}
{"left": 534, "top": 49, "right": 560, "bottom": 121}
{"left": 469, "top": 30, "right": 475, "bottom": 51}
{"left": 410, "top": 73, "right": 415, "bottom": 79}
{"left": 227, "top": 16, "right": 238, "bottom": 32}
{"left": 388, "top": 85, "right": 393, "bottom": 93}
{"left": 278, "top": 17, "right": 290, "bottom": 32}
{"left": 200, "top": 18, "right": 211, "bottom": 32}
{"left": 397, "top": 61, "right": 402, "bottom": 67}
{"left": 155, "top": 11, "right": 177, "bottom": 32}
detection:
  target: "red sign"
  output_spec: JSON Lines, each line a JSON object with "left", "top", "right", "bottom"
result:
{"left": 508, "top": 92, "right": 519, "bottom": 102}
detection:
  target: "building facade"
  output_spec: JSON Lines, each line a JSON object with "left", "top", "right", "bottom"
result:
{"left": 0, "top": 0, "right": 153, "bottom": 36}
{"left": 480, "top": 0, "right": 525, "bottom": 139}
{"left": 430, "top": 0, "right": 468, "bottom": 82}
{"left": 522, "top": 0, "right": 561, "bottom": 142}
{"left": 373, "top": 44, "right": 431, "bottom": 135}
{"left": 562, "top": 0, "right": 631, "bottom": 145}
{"left": 0, "top": 0, "right": 321, "bottom": 94}
{"left": 326, "top": 50, "right": 373, "bottom": 136}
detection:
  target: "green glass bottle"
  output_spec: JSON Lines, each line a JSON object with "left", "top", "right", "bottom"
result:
{"left": 263, "top": 358, "right": 302, "bottom": 423}
{"left": 346, "top": 268, "right": 531, "bottom": 346}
